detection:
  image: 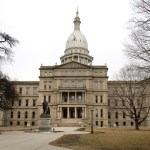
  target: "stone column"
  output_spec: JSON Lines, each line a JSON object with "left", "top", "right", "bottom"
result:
{"left": 85, "top": 107, "right": 87, "bottom": 119}
{"left": 67, "top": 107, "right": 70, "bottom": 118}
{"left": 67, "top": 92, "right": 69, "bottom": 104}
{"left": 75, "top": 92, "right": 77, "bottom": 103}
{"left": 75, "top": 107, "right": 77, "bottom": 118}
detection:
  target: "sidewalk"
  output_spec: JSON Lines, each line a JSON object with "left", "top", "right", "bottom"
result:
{"left": 0, "top": 127, "right": 88, "bottom": 150}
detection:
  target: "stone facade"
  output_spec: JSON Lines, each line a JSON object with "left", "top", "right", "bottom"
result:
{"left": 1, "top": 10, "right": 150, "bottom": 128}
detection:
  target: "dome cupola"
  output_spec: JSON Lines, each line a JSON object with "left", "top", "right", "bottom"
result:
{"left": 60, "top": 8, "right": 93, "bottom": 65}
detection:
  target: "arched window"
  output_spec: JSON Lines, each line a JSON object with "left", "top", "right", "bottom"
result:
{"left": 18, "top": 111, "right": 21, "bottom": 118}
{"left": 25, "top": 111, "right": 28, "bottom": 118}
{"left": 32, "top": 112, "right": 35, "bottom": 118}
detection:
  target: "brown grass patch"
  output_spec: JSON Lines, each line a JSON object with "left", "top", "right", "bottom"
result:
{"left": 50, "top": 127, "right": 150, "bottom": 150}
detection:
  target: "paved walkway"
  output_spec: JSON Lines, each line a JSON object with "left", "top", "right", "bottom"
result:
{"left": 0, "top": 127, "right": 88, "bottom": 150}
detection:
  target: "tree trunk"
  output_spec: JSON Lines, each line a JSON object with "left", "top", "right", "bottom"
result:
{"left": 135, "top": 121, "right": 139, "bottom": 130}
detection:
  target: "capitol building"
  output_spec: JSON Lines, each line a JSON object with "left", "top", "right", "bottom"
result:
{"left": 1, "top": 10, "right": 150, "bottom": 128}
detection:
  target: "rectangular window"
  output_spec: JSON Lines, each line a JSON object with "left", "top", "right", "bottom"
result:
{"left": 26, "top": 99, "right": 28, "bottom": 106}
{"left": 33, "top": 99, "right": 36, "bottom": 106}
{"left": 108, "top": 112, "right": 111, "bottom": 119}
{"left": 32, "top": 122, "right": 35, "bottom": 126}
{"left": 100, "top": 121, "right": 103, "bottom": 127}
{"left": 19, "top": 87, "right": 22, "bottom": 94}
{"left": 101, "top": 109, "right": 103, "bottom": 117}
{"left": 48, "top": 96, "right": 51, "bottom": 103}
{"left": 100, "top": 96, "right": 103, "bottom": 103}
{"left": 131, "top": 122, "right": 134, "bottom": 126}
{"left": 78, "top": 95, "right": 81, "bottom": 101}
{"left": 33, "top": 87, "right": 37, "bottom": 94}
{"left": 18, "top": 112, "right": 20, "bottom": 118}
{"left": 26, "top": 87, "right": 30, "bottom": 95}
{"left": 95, "top": 96, "right": 98, "bottom": 103}
{"left": 64, "top": 95, "right": 67, "bottom": 103}
{"left": 116, "top": 122, "right": 119, "bottom": 126}
{"left": 71, "top": 95, "right": 74, "bottom": 100}
{"left": 95, "top": 82, "right": 98, "bottom": 89}
{"left": 108, "top": 99, "right": 110, "bottom": 106}
{"left": 10, "top": 121, "right": 13, "bottom": 125}
{"left": 115, "top": 112, "right": 118, "bottom": 118}
{"left": 44, "top": 96, "right": 46, "bottom": 101}
{"left": 95, "top": 109, "right": 98, "bottom": 118}
{"left": 17, "top": 121, "right": 20, "bottom": 126}
{"left": 19, "top": 99, "right": 21, "bottom": 106}
{"left": 122, "top": 100, "right": 125, "bottom": 106}
{"left": 11, "top": 111, "right": 13, "bottom": 118}
{"left": 123, "top": 122, "right": 126, "bottom": 126}
{"left": 24, "top": 122, "right": 27, "bottom": 126}
{"left": 115, "top": 99, "right": 118, "bottom": 106}
{"left": 12, "top": 101, "right": 14, "bottom": 106}
{"left": 100, "top": 82, "right": 103, "bottom": 89}
{"left": 44, "top": 84, "right": 47, "bottom": 89}
{"left": 123, "top": 111, "right": 126, "bottom": 118}
{"left": 96, "top": 121, "right": 98, "bottom": 126}
{"left": 49, "top": 82, "right": 51, "bottom": 89}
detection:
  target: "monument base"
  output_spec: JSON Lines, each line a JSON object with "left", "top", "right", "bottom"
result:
{"left": 38, "top": 114, "right": 51, "bottom": 132}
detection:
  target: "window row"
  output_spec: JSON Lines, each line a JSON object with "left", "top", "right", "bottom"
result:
{"left": 108, "top": 111, "right": 126, "bottom": 119}
{"left": 95, "top": 109, "right": 103, "bottom": 118}
{"left": 41, "top": 71, "right": 52, "bottom": 77}
{"left": 108, "top": 99, "right": 142, "bottom": 107}
{"left": 95, "top": 95, "right": 103, "bottom": 103}
{"left": 43, "top": 81, "right": 52, "bottom": 90}
{"left": 95, "top": 121, "right": 103, "bottom": 127}
{"left": 110, "top": 121, "right": 134, "bottom": 127}
{"left": 18, "top": 99, "right": 37, "bottom": 107}
{"left": 19, "top": 87, "right": 38, "bottom": 95}
{"left": 10, "top": 121, "right": 35, "bottom": 126}
{"left": 10, "top": 111, "right": 36, "bottom": 119}
{"left": 43, "top": 95, "right": 51, "bottom": 103}
{"left": 95, "top": 81, "right": 103, "bottom": 89}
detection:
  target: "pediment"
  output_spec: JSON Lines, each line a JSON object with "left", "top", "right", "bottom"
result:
{"left": 55, "top": 61, "right": 92, "bottom": 69}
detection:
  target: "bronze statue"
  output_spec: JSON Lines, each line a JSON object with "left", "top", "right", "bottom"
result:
{"left": 46, "top": 107, "right": 50, "bottom": 114}
{"left": 42, "top": 100, "right": 48, "bottom": 114}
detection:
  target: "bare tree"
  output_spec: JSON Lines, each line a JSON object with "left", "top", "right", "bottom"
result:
{"left": 112, "top": 65, "right": 150, "bottom": 130}
{"left": 0, "top": 72, "right": 19, "bottom": 111}
{"left": 124, "top": 0, "right": 150, "bottom": 71}
{"left": 0, "top": 32, "right": 19, "bottom": 111}
{"left": 0, "top": 32, "right": 19, "bottom": 63}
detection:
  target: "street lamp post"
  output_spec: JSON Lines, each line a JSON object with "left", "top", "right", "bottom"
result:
{"left": 91, "top": 109, "right": 94, "bottom": 134}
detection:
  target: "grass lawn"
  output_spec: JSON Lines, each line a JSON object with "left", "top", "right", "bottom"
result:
{"left": 50, "top": 127, "right": 150, "bottom": 150}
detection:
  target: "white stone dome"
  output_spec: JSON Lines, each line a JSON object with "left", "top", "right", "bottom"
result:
{"left": 65, "top": 30, "right": 88, "bottom": 50}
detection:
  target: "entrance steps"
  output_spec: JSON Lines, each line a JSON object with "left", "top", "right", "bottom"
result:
{"left": 60, "top": 119, "right": 83, "bottom": 127}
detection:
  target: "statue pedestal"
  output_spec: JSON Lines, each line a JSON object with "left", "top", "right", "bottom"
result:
{"left": 38, "top": 114, "right": 51, "bottom": 132}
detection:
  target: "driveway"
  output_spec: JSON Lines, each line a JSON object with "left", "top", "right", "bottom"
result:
{"left": 0, "top": 127, "right": 88, "bottom": 150}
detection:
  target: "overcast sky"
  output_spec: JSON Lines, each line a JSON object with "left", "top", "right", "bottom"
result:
{"left": 0, "top": 0, "right": 132, "bottom": 81}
